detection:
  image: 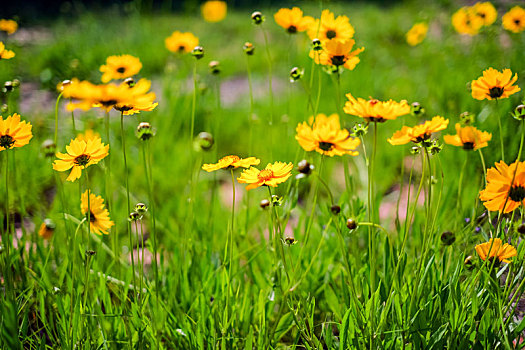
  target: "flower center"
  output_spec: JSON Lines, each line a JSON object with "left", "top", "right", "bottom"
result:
{"left": 88, "top": 211, "right": 96, "bottom": 222}
{"left": 515, "top": 19, "right": 521, "bottom": 25}
{"left": 331, "top": 55, "right": 346, "bottom": 66}
{"left": 415, "top": 134, "right": 431, "bottom": 143}
{"left": 178, "top": 45, "right": 186, "bottom": 52}
{"left": 326, "top": 30, "right": 336, "bottom": 39}
{"left": 287, "top": 25, "right": 297, "bottom": 34}
{"left": 258, "top": 169, "right": 274, "bottom": 181}
{"left": 74, "top": 154, "right": 91, "bottom": 166}
{"left": 462, "top": 142, "right": 474, "bottom": 150}
{"left": 319, "top": 141, "right": 334, "bottom": 151}
{"left": 116, "top": 67, "right": 126, "bottom": 74}
{"left": 509, "top": 185, "right": 525, "bottom": 202}
{"left": 489, "top": 86, "right": 504, "bottom": 99}
{"left": 479, "top": 13, "right": 486, "bottom": 18}
{"left": 0, "top": 134, "right": 15, "bottom": 149}
{"left": 99, "top": 99, "right": 118, "bottom": 107}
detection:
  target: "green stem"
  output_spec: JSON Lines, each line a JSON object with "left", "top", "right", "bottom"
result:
{"left": 54, "top": 92, "right": 63, "bottom": 146}
{"left": 70, "top": 98, "right": 77, "bottom": 135}
{"left": 496, "top": 99, "right": 505, "bottom": 162}
{"left": 190, "top": 60, "right": 197, "bottom": 146}
{"left": 262, "top": 25, "right": 274, "bottom": 159}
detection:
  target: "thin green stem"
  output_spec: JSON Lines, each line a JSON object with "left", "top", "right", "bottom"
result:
{"left": 496, "top": 99, "right": 505, "bottom": 162}
{"left": 262, "top": 25, "right": 274, "bottom": 159}
{"left": 190, "top": 60, "right": 197, "bottom": 146}
{"left": 54, "top": 92, "right": 63, "bottom": 146}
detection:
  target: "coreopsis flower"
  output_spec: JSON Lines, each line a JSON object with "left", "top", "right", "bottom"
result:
{"left": 471, "top": 68, "right": 520, "bottom": 100}
{"left": 344, "top": 94, "right": 410, "bottom": 123}
{"left": 62, "top": 79, "right": 133, "bottom": 112}
{"left": 480, "top": 160, "right": 525, "bottom": 213}
{"left": 238, "top": 162, "right": 293, "bottom": 190}
{"left": 502, "top": 6, "right": 525, "bottom": 33}
{"left": 309, "top": 39, "right": 364, "bottom": 71}
{"left": 388, "top": 116, "right": 449, "bottom": 145}
{"left": 81, "top": 190, "right": 114, "bottom": 236}
{"left": 443, "top": 124, "right": 491, "bottom": 150}
{"left": 99, "top": 55, "right": 142, "bottom": 83}
{"left": 76, "top": 129, "right": 100, "bottom": 142}
{"left": 307, "top": 10, "right": 355, "bottom": 42}
{"left": 0, "top": 113, "right": 33, "bottom": 151}
{"left": 114, "top": 78, "right": 158, "bottom": 115}
{"left": 202, "top": 155, "right": 260, "bottom": 172}
{"left": 0, "top": 19, "right": 17, "bottom": 35}
{"left": 53, "top": 136, "right": 109, "bottom": 182}
{"left": 0, "top": 42, "right": 15, "bottom": 60}
{"left": 473, "top": 2, "right": 497, "bottom": 26}
{"left": 274, "top": 7, "right": 314, "bottom": 34}
{"left": 201, "top": 1, "right": 227, "bottom": 23}
{"left": 295, "top": 113, "right": 360, "bottom": 156}
{"left": 475, "top": 238, "right": 517, "bottom": 264}
{"left": 165, "top": 31, "right": 199, "bottom": 53}
{"left": 452, "top": 7, "right": 483, "bottom": 35}
{"left": 406, "top": 22, "right": 428, "bottom": 46}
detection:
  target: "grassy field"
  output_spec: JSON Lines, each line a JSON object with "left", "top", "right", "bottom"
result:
{"left": 1, "top": 1, "right": 525, "bottom": 349}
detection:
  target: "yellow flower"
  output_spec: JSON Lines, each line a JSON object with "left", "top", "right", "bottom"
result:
{"left": 471, "top": 68, "right": 520, "bottom": 100}
{"left": 388, "top": 116, "right": 449, "bottom": 145}
{"left": 201, "top": 1, "right": 227, "bottom": 23}
{"left": 502, "top": 6, "right": 525, "bottom": 33}
{"left": 114, "top": 79, "right": 158, "bottom": 115}
{"left": 452, "top": 7, "right": 483, "bottom": 35}
{"left": 76, "top": 129, "right": 100, "bottom": 142}
{"left": 0, "top": 42, "right": 15, "bottom": 60}
{"left": 406, "top": 22, "right": 428, "bottom": 46}
{"left": 309, "top": 39, "right": 364, "bottom": 71}
{"left": 295, "top": 113, "right": 360, "bottom": 156}
{"left": 0, "top": 113, "right": 33, "bottom": 151}
{"left": 38, "top": 219, "right": 55, "bottom": 240}
{"left": 344, "top": 94, "right": 410, "bottom": 123}
{"left": 165, "top": 31, "right": 199, "bottom": 53}
{"left": 307, "top": 10, "right": 355, "bottom": 42}
{"left": 238, "top": 162, "right": 293, "bottom": 190}
{"left": 202, "top": 155, "right": 260, "bottom": 172}
{"left": 443, "top": 123, "right": 491, "bottom": 150}
{"left": 0, "top": 19, "right": 17, "bottom": 35}
{"left": 81, "top": 190, "right": 114, "bottom": 236}
{"left": 473, "top": 2, "right": 497, "bottom": 26}
{"left": 274, "top": 7, "right": 314, "bottom": 34}
{"left": 53, "top": 136, "right": 109, "bottom": 182}
{"left": 475, "top": 238, "right": 517, "bottom": 264}
{"left": 100, "top": 55, "right": 142, "bottom": 83}
{"left": 480, "top": 160, "right": 525, "bottom": 213}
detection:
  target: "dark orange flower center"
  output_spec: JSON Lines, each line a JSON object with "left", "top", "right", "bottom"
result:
{"left": 178, "top": 45, "right": 186, "bottom": 52}
{"left": 462, "top": 142, "right": 474, "bottom": 150}
{"left": 319, "top": 141, "right": 334, "bottom": 151}
{"left": 326, "top": 29, "right": 336, "bottom": 39}
{"left": 99, "top": 99, "right": 118, "bottom": 107}
{"left": 515, "top": 19, "right": 521, "bottom": 25}
{"left": 74, "top": 154, "right": 91, "bottom": 166}
{"left": 489, "top": 86, "right": 504, "bottom": 99}
{"left": 287, "top": 25, "right": 297, "bottom": 34}
{"left": 0, "top": 134, "right": 14, "bottom": 149}
{"left": 509, "top": 185, "right": 525, "bottom": 202}
{"left": 116, "top": 67, "right": 126, "bottom": 74}
{"left": 331, "top": 55, "right": 346, "bottom": 66}
{"left": 258, "top": 169, "right": 274, "bottom": 181}
{"left": 88, "top": 211, "right": 96, "bottom": 222}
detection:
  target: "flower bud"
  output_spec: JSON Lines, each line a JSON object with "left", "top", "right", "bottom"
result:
{"left": 518, "top": 223, "right": 525, "bottom": 235}
{"left": 440, "top": 231, "right": 455, "bottom": 246}
{"left": 271, "top": 195, "right": 283, "bottom": 207}
{"left": 410, "top": 146, "right": 420, "bottom": 155}
{"left": 312, "top": 38, "right": 323, "bottom": 51}
{"left": 284, "top": 237, "right": 297, "bottom": 245}
{"left": 57, "top": 79, "right": 72, "bottom": 92}
{"left": 460, "top": 111, "right": 475, "bottom": 125}
{"left": 1, "top": 104, "right": 7, "bottom": 113}
{"left": 196, "top": 131, "right": 214, "bottom": 151}
{"left": 346, "top": 218, "right": 357, "bottom": 230}
{"left": 464, "top": 256, "right": 475, "bottom": 270}
{"left": 352, "top": 123, "right": 368, "bottom": 137}
{"left": 136, "top": 122, "right": 155, "bottom": 141}
{"left": 41, "top": 139, "right": 56, "bottom": 157}
{"left": 410, "top": 102, "right": 425, "bottom": 117}
{"left": 513, "top": 105, "right": 525, "bottom": 121}
{"left": 260, "top": 199, "right": 270, "bottom": 209}
{"left": 298, "top": 159, "right": 314, "bottom": 175}
{"left": 251, "top": 11, "right": 264, "bottom": 25}
{"left": 124, "top": 77, "right": 135, "bottom": 87}
{"left": 85, "top": 250, "right": 96, "bottom": 257}
{"left": 289, "top": 67, "right": 304, "bottom": 82}
{"left": 243, "top": 42, "right": 255, "bottom": 55}
{"left": 191, "top": 46, "right": 204, "bottom": 60}
{"left": 12, "top": 79, "right": 20, "bottom": 88}
{"left": 429, "top": 140, "right": 443, "bottom": 155}
{"left": 209, "top": 60, "right": 220, "bottom": 75}
{"left": 135, "top": 203, "right": 148, "bottom": 215}
{"left": 3, "top": 81, "right": 13, "bottom": 92}
{"left": 129, "top": 211, "right": 140, "bottom": 221}
{"left": 330, "top": 205, "right": 341, "bottom": 215}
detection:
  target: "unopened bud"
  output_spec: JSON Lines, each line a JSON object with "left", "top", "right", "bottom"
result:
{"left": 464, "top": 256, "right": 475, "bottom": 270}
{"left": 251, "top": 11, "right": 264, "bottom": 25}
{"left": 41, "top": 139, "right": 56, "bottom": 157}
{"left": 260, "top": 199, "right": 270, "bottom": 209}
{"left": 312, "top": 38, "right": 322, "bottom": 51}
{"left": 289, "top": 67, "right": 304, "bottom": 82}
{"left": 330, "top": 205, "right": 341, "bottom": 215}
{"left": 513, "top": 105, "right": 525, "bottom": 121}
{"left": 136, "top": 122, "right": 155, "bottom": 141}
{"left": 135, "top": 203, "right": 148, "bottom": 215}
{"left": 124, "top": 77, "right": 135, "bottom": 87}
{"left": 1, "top": 104, "right": 7, "bottom": 113}
{"left": 460, "top": 111, "right": 475, "bottom": 125}
{"left": 196, "top": 132, "right": 214, "bottom": 151}
{"left": 4, "top": 81, "right": 13, "bottom": 92}
{"left": 243, "top": 42, "right": 255, "bottom": 55}
{"left": 518, "top": 223, "right": 525, "bottom": 235}
{"left": 129, "top": 211, "right": 140, "bottom": 221}
{"left": 191, "top": 46, "right": 204, "bottom": 60}
{"left": 410, "top": 102, "right": 425, "bottom": 117}
{"left": 209, "top": 60, "right": 220, "bottom": 75}
{"left": 352, "top": 123, "right": 368, "bottom": 137}
{"left": 12, "top": 79, "right": 20, "bottom": 88}
{"left": 298, "top": 159, "right": 313, "bottom": 175}
{"left": 346, "top": 218, "right": 357, "bottom": 230}
{"left": 85, "top": 250, "right": 96, "bottom": 256}
{"left": 440, "top": 231, "right": 455, "bottom": 246}
{"left": 271, "top": 195, "right": 283, "bottom": 207}
{"left": 284, "top": 237, "right": 297, "bottom": 245}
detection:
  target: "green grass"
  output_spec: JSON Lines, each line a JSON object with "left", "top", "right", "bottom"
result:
{"left": 1, "top": 1, "right": 525, "bottom": 349}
